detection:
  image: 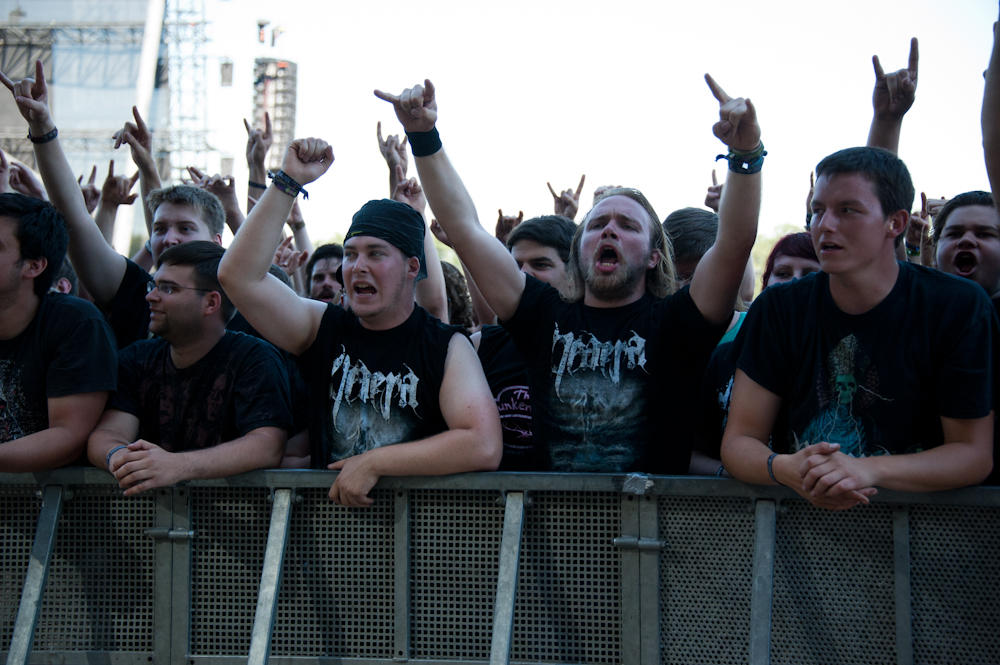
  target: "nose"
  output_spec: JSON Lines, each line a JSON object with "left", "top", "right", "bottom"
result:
{"left": 957, "top": 231, "right": 978, "bottom": 247}
{"left": 145, "top": 285, "right": 160, "bottom": 303}
{"left": 162, "top": 229, "right": 181, "bottom": 248}
{"left": 601, "top": 222, "right": 620, "bottom": 239}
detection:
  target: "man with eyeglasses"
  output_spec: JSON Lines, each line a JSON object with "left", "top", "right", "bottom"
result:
{"left": 87, "top": 242, "right": 293, "bottom": 496}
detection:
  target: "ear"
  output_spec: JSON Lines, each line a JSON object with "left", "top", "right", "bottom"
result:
{"left": 886, "top": 209, "right": 909, "bottom": 241}
{"left": 202, "top": 290, "right": 223, "bottom": 317}
{"left": 21, "top": 256, "right": 47, "bottom": 280}
{"left": 212, "top": 233, "right": 223, "bottom": 246}
{"left": 407, "top": 256, "right": 421, "bottom": 280}
{"left": 55, "top": 277, "right": 73, "bottom": 294}
{"left": 646, "top": 249, "right": 661, "bottom": 270}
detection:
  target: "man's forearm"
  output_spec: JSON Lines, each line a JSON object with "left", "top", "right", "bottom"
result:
{"left": 0, "top": 427, "right": 87, "bottom": 473}
{"left": 94, "top": 201, "right": 118, "bottom": 245}
{"left": 864, "top": 440, "right": 992, "bottom": 492}
{"left": 414, "top": 150, "right": 485, "bottom": 250}
{"left": 178, "top": 427, "right": 286, "bottom": 480}
{"left": 34, "top": 138, "right": 126, "bottom": 305}
{"left": 221, "top": 186, "right": 294, "bottom": 288}
{"left": 88, "top": 427, "right": 134, "bottom": 470}
{"left": 867, "top": 117, "right": 903, "bottom": 154}
{"left": 364, "top": 425, "right": 501, "bottom": 478}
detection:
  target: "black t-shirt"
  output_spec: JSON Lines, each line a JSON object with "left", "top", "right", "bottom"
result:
{"left": 109, "top": 331, "right": 293, "bottom": 452}
{"left": 730, "top": 263, "right": 997, "bottom": 456}
{"left": 477, "top": 324, "right": 533, "bottom": 471}
{"left": 0, "top": 294, "right": 117, "bottom": 442}
{"left": 107, "top": 257, "right": 257, "bottom": 349}
{"left": 297, "top": 304, "right": 462, "bottom": 468}
{"left": 695, "top": 341, "right": 736, "bottom": 462}
{"left": 500, "top": 276, "right": 728, "bottom": 474}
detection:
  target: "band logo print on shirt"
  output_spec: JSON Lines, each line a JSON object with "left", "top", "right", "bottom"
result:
{"left": 329, "top": 347, "right": 421, "bottom": 425}
{"left": 550, "top": 325, "right": 647, "bottom": 398}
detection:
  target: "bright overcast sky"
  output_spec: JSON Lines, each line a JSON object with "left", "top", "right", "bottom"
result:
{"left": 201, "top": 0, "right": 996, "bottom": 245}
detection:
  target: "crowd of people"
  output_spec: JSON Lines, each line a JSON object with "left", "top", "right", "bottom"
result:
{"left": 1, "top": 20, "right": 999, "bottom": 512}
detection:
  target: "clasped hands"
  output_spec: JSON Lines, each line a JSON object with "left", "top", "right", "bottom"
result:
{"left": 781, "top": 442, "right": 879, "bottom": 511}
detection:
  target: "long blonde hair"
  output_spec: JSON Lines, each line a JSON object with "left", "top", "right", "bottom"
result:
{"left": 564, "top": 187, "right": 677, "bottom": 302}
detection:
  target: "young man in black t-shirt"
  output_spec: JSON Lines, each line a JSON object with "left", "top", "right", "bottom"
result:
{"left": 218, "top": 140, "right": 501, "bottom": 508}
{"left": 0, "top": 193, "right": 117, "bottom": 471}
{"left": 88, "top": 242, "right": 292, "bottom": 496}
{"left": 376, "top": 76, "right": 762, "bottom": 474}
{"left": 723, "top": 147, "right": 996, "bottom": 510}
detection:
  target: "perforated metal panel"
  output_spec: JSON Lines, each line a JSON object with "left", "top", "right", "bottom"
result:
{"left": 410, "top": 489, "right": 504, "bottom": 660}
{"left": 910, "top": 505, "right": 1000, "bottom": 664}
{"left": 34, "top": 486, "right": 155, "bottom": 651}
{"left": 272, "top": 488, "right": 394, "bottom": 657}
{"left": 512, "top": 491, "right": 622, "bottom": 664}
{"left": 658, "top": 496, "right": 754, "bottom": 665}
{"left": 190, "top": 487, "right": 270, "bottom": 655}
{"left": 771, "top": 501, "right": 895, "bottom": 664}
{"left": 0, "top": 486, "right": 40, "bottom": 651}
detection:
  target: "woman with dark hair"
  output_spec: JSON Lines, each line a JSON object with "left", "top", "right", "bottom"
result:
{"left": 691, "top": 232, "right": 820, "bottom": 476}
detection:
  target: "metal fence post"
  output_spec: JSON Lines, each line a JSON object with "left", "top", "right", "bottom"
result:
{"left": 748, "top": 499, "right": 776, "bottom": 665}
{"left": 638, "top": 494, "right": 661, "bottom": 665}
{"left": 5, "top": 485, "right": 63, "bottom": 665}
{"left": 394, "top": 489, "right": 411, "bottom": 662}
{"left": 488, "top": 491, "right": 526, "bottom": 665}
{"left": 618, "top": 492, "right": 641, "bottom": 665}
{"left": 893, "top": 505, "right": 913, "bottom": 665}
{"left": 248, "top": 489, "right": 294, "bottom": 665}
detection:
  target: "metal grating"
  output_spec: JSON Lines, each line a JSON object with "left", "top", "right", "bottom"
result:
{"left": 272, "top": 488, "right": 394, "bottom": 657}
{"left": 658, "top": 496, "right": 754, "bottom": 665}
{"left": 513, "top": 491, "right": 622, "bottom": 664}
{"left": 910, "top": 505, "right": 1000, "bottom": 664}
{"left": 190, "top": 487, "right": 270, "bottom": 655}
{"left": 771, "top": 501, "right": 895, "bottom": 664}
{"left": 35, "top": 486, "right": 155, "bottom": 651}
{"left": 410, "top": 489, "right": 504, "bottom": 660}
{"left": 0, "top": 486, "right": 41, "bottom": 651}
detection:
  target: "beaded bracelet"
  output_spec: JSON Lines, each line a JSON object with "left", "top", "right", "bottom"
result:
{"left": 405, "top": 127, "right": 443, "bottom": 157}
{"left": 106, "top": 445, "right": 128, "bottom": 470}
{"left": 267, "top": 170, "right": 309, "bottom": 200}
{"left": 767, "top": 453, "right": 782, "bottom": 486}
{"left": 28, "top": 127, "right": 58, "bottom": 144}
{"left": 716, "top": 142, "right": 766, "bottom": 175}
{"left": 905, "top": 241, "right": 921, "bottom": 257}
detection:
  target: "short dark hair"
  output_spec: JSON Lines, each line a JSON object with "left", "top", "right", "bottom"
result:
{"left": 932, "top": 191, "right": 996, "bottom": 243}
{"left": 0, "top": 193, "right": 68, "bottom": 297}
{"left": 815, "top": 147, "right": 915, "bottom": 246}
{"left": 761, "top": 232, "right": 818, "bottom": 288}
{"left": 146, "top": 185, "right": 226, "bottom": 237}
{"left": 506, "top": 215, "right": 577, "bottom": 265}
{"left": 661, "top": 207, "right": 719, "bottom": 262}
{"left": 306, "top": 243, "right": 344, "bottom": 283}
{"left": 52, "top": 257, "right": 79, "bottom": 296}
{"left": 156, "top": 241, "right": 236, "bottom": 322}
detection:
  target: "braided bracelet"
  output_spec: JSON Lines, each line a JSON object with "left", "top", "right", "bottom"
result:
{"left": 106, "top": 445, "right": 128, "bottom": 470}
{"left": 767, "top": 452, "right": 783, "bottom": 486}
{"left": 28, "top": 127, "right": 58, "bottom": 144}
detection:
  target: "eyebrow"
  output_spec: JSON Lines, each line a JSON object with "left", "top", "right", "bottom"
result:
{"left": 345, "top": 240, "right": 392, "bottom": 251}
{"left": 588, "top": 211, "right": 644, "bottom": 225}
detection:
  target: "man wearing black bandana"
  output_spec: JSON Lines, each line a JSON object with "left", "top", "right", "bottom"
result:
{"left": 219, "top": 138, "right": 501, "bottom": 507}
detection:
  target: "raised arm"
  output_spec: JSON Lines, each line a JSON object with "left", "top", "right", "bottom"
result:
{"left": 328, "top": 332, "right": 502, "bottom": 507}
{"left": 376, "top": 80, "right": 526, "bottom": 322}
{"left": 0, "top": 60, "right": 127, "bottom": 306}
{"left": 985, "top": 17, "right": 1000, "bottom": 205}
{"left": 113, "top": 106, "right": 160, "bottom": 237}
{"left": 688, "top": 74, "right": 762, "bottom": 325}
{"left": 390, "top": 167, "right": 449, "bottom": 321}
{"left": 218, "top": 138, "right": 332, "bottom": 356}
{"left": 245, "top": 112, "right": 272, "bottom": 213}
{"left": 867, "top": 37, "right": 918, "bottom": 154}
{"left": 94, "top": 161, "right": 139, "bottom": 244}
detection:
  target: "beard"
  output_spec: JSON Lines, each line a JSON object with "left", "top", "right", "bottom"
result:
{"left": 584, "top": 256, "right": 647, "bottom": 302}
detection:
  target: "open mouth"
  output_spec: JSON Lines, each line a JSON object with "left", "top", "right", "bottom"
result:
{"left": 954, "top": 251, "right": 977, "bottom": 276}
{"left": 353, "top": 282, "right": 378, "bottom": 297}
{"left": 820, "top": 241, "right": 842, "bottom": 253}
{"left": 596, "top": 245, "right": 621, "bottom": 272}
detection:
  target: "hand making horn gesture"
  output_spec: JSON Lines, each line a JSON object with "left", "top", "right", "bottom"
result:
{"left": 0, "top": 60, "right": 53, "bottom": 136}
{"left": 547, "top": 175, "right": 586, "bottom": 220}
{"left": 872, "top": 37, "right": 918, "bottom": 121}
{"left": 374, "top": 79, "right": 438, "bottom": 134}
{"left": 704, "top": 73, "right": 761, "bottom": 153}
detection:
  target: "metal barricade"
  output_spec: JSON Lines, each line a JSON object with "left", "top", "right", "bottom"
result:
{"left": 2, "top": 469, "right": 999, "bottom": 665}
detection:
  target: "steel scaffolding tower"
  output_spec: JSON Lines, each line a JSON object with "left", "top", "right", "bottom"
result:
{"left": 159, "top": 0, "right": 213, "bottom": 182}
{"left": 252, "top": 58, "right": 297, "bottom": 171}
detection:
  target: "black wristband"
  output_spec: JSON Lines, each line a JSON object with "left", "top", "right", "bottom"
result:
{"left": 267, "top": 170, "right": 309, "bottom": 200}
{"left": 28, "top": 127, "right": 58, "bottom": 144}
{"left": 248, "top": 180, "right": 267, "bottom": 189}
{"left": 405, "top": 127, "right": 442, "bottom": 157}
